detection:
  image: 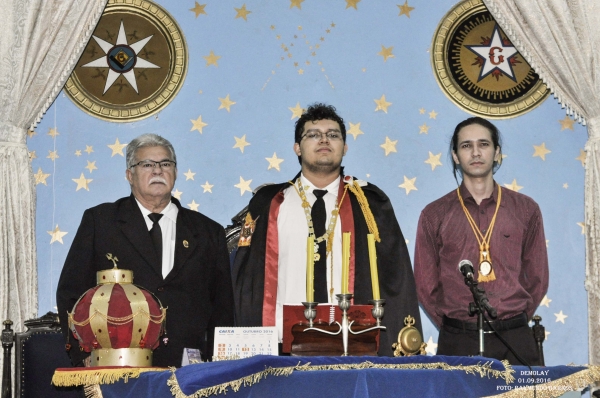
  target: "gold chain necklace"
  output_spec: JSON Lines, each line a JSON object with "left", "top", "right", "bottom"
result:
{"left": 456, "top": 185, "right": 502, "bottom": 282}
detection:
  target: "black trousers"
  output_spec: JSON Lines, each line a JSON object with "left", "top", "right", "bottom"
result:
{"left": 437, "top": 315, "right": 542, "bottom": 366}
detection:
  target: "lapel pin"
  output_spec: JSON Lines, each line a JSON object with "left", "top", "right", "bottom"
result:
{"left": 183, "top": 240, "right": 189, "bottom": 248}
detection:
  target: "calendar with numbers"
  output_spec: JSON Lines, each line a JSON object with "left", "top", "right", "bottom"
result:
{"left": 212, "top": 327, "right": 278, "bottom": 361}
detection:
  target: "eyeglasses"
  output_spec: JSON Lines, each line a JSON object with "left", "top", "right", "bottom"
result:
{"left": 301, "top": 130, "right": 343, "bottom": 142}
{"left": 130, "top": 160, "right": 177, "bottom": 170}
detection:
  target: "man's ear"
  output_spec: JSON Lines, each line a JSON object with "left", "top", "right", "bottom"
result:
{"left": 293, "top": 142, "right": 301, "bottom": 156}
{"left": 494, "top": 146, "right": 501, "bottom": 162}
{"left": 126, "top": 169, "right": 133, "bottom": 184}
{"left": 343, "top": 143, "right": 348, "bottom": 156}
{"left": 452, "top": 151, "right": 459, "bottom": 164}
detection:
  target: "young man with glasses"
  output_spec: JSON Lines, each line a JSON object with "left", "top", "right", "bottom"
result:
{"left": 56, "top": 133, "right": 234, "bottom": 367}
{"left": 232, "top": 103, "right": 421, "bottom": 356}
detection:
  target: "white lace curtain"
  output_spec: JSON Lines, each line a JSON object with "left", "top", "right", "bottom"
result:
{"left": 0, "top": 0, "right": 107, "bottom": 388}
{"left": 482, "top": 0, "right": 600, "bottom": 365}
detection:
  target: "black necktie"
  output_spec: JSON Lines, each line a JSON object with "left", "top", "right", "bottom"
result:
{"left": 311, "top": 189, "right": 328, "bottom": 303}
{"left": 148, "top": 213, "right": 163, "bottom": 274}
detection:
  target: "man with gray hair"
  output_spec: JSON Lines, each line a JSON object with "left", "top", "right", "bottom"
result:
{"left": 57, "top": 133, "right": 234, "bottom": 367}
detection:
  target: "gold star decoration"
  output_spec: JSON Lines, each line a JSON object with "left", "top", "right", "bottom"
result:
{"left": 559, "top": 115, "right": 575, "bottom": 131}
{"left": 419, "top": 123, "right": 430, "bottom": 134}
{"left": 399, "top": 176, "right": 417, "bottom": 195}
{"left": 425, "top": 336, "right": 438, "bottom": 356}
{"left": 188, "top": 200, "right": 200, "bottom": 211}
{"left": 504, "top": 179, "right": 523, "bottom": 192}
{"left": 27, "top": 129, "right": 36, "bottom": 138}
{"left": 201, "top": 181, "right": 214, "bottom": 193}
{"left": 533, "top": 142, "right": 551, "bottom": 161}
{"left": 563, "top": 183, "right": 569, "bottom": 189}
{"left": 85, "top": 161, "right": 98, "bottom": 173}
{"left": 218, "top": 94, "right": 236, "bottom": 112}
{"left": 29, "top": 150, "right": 37, "bottom": 161}
{"left": 72, "top": 173, "right": 92, "bottom": 191}
{"left": 172, "top": 189, "right": 183, "bottom": 200}
{"left": 374, "top": 95, "right": 392, "bottom": 113}
{"left": 234, "top": 4, "right": 251, "bottom": 21}
{"left": 419, "top": 108, "right": 425, "bottom": 114}
{"left": 47, "top": 150, "right": 59, "bottom": 161}
{"left": 266, "top": 152, "right": 284, "bottom": 171}
{"left": 235, "top": 176, "right": 253, "bottom": 196}
{"left": 347, "top": 122, "right": 364, "bottom": 140}
{"left": 48, "top": 225, "right": 68, "bottom": 244}
{"left": 380, "top": 136, "right": 398, "bottom": 156}
{"left": 85, "top": 145, "right": 94, "bottom": 154}
{"left": 184, "top": 169, "right": 196, "bottom": 181}
{"left": 289, "top": 102, "right": 304, "bottom": 119}
{"left": 540, "top": 295, "right": 552, "bottom": 307}
{"left": 424, "top": 152, "right": 442, "bottom": 171}
{"left": 429, "top": 110, "right": 438, "bottom": 119}
{"left": 378, "top": 45, "right": 394, "bottom": 62}
{"left": 191, "top": 115, "right": 208, "bottom": 134}
{"left": 108, "top": 138, "right": 127, "bottom": 157}
{"left": 397, "top": 0, "right": 415, "bottom": 17}
{"left": 34, "top": 167, "right": 50, "bottom": 185}
{"left": 554, "top": 310, "right": 568, "bottom": 324}
{"left": 203, "top": 50, "right": 221, "bottom": 67}
{"left": 233, "top": 135, "right": 251, "bottom": 153}
{"left": 190, "top": 2, "right": 207, "bottom": 17}
{"left": 297, "top": 69, "right": 304, "bottom": 75}
{"left": 577, "top": 222, "right": 585, "bottom": 234}
{"left": 75, "top": 150, "right": 82, "bottom": 157}
{"left": 345, "top": 0, "right": 360, "bottom": 10}
{"left": 290, "top": 0, "right": 304, "bottom": 9}
{"left": 576, "top": 149, "right": 586, "bottom": 167}
{"left": 48, "top": 128, "right": 59, "bottom": 137}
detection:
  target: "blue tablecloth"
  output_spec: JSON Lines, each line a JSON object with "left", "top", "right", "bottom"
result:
{"left": 96, "top": 355, "right": 598, "bottom": 398}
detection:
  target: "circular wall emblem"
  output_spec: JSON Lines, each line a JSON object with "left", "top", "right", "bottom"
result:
{"left": 431, "top": 0, "right": 548, "bottom": 118}
{"left": 65, "top": 0, "right": 187, "bottom": 122}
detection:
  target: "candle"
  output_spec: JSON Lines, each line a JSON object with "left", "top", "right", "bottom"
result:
{"left": 367, "top": 234, "right": 380, "bottom": 300}
{"left": 306, "top": 236, "right": 315, "bottom": 302}
{"left": 342, "top": 232, "right": 351, "bottom": 294}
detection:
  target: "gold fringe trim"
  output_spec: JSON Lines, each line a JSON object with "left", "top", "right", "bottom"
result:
{"left": 347, "top": 181, "right": 380, "bottom": 242}
{"left": 52, "top": 367, "right": 165, "bottom": 387}
{"left": 168, "top": 360, "right": 513, "bottom": 397}
{"left": 84, "top": 383, "right": 103, "bottom": 398}
{"left": 485, "top": 365, "right": 600, "bottom": 398}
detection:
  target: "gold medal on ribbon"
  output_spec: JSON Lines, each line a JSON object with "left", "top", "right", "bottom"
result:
{"left": 479, "top": 250, "right": 493, "bottom": 277}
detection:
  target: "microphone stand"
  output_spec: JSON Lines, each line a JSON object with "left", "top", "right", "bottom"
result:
{"left": 464, "top": 275, "right": 496, "bottom": 357}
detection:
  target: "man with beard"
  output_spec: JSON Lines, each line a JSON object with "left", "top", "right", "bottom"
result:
{"left": 56, "top": 133, "right": 234, "bottom": 367}
{"left": 414, "top": 117, "right": 548, "bottom": 365}
{"left": 232, "top": 103, "right": 421, "bottom": 356}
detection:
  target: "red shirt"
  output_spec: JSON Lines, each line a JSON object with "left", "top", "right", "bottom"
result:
{"left": 414, "top": 182, "right": 549, "bottom": 327}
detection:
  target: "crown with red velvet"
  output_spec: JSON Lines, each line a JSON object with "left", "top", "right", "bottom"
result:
{"left": 68, "top": 254, "right": 166, "bottom": 367}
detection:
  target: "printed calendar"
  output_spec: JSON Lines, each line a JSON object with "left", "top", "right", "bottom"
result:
{"left": 213, "top": 327, "right": 278, "bottom": 361}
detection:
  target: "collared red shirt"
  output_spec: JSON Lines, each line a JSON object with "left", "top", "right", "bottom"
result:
{"left": 414, "top": 182, "right": 549, "bottom": 327}
{"left": 136, "top": 199, "right": 179, "bottom": 278}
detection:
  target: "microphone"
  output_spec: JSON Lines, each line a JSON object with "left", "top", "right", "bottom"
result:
{"left": 458, "top": 259, "right": 474, "bottom": 280}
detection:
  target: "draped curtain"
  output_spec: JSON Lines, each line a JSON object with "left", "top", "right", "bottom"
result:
{"left": 0, "top": 0, "right": 107, "bottom": 389}
{"left": 482, "top": 0, "right": 600, "bottom": 365}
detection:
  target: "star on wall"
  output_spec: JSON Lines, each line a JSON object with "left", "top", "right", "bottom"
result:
{"left": 374, "top": 95, "right": 392, "bottom": 113}
{"left": 201, "top": 181, "right": 214, "bottom": 193}
{"left": 289, "top": 102, "right": 304, "bottom": 119}
{"left": 27, "top": 129, "right": 36, "bottom": 138}
{"left": 190, "top": 2, "right": 207, "bottom": 17}
{"left": 48, "top": 128, "right": 59, "bottom": 137}
{"left": 419, "top": 108, "right": 425, "bottom": 114}
{"left": 191, "top": 115, "right": 208, "bottom": 134}
{"left": 108, "top": 138, "right": 127, "bottom": 157}
{"left": 34, "top": 168, "right": 50, "bottom": 185}
{"left": 380, "top": 137, "right": 398, "bottom": 156}
{"left": 266, "top": 152, "right": 284, "bottom": 171}
{"left": 75, "top": 150, "right": 82, "bottom": 157}
{"left": 559, "top": 115, "right": 575, "bottom": 131}
{"left": 85, "top": 161, "right": 97, "bottom": 173}
{"left": 345, "top": 0, "right": 360, "bottom": 10}
{"left": 545, "top": 330, "right": 551, "bottom": 340}
{"left": 425, "top": 152, "right": 442, "bottom": 171}
{"left": 188, "top": 200, "right": 200, "bottom": 211}
{"left": 172, "top": 189, "right": 183, "bottom": 200}
{"left": 577, "top": 222, "right": 585, "bottom": 234}
{"left": 540, "top": 295, "right": 552, "bottom": 307}
{"left": 29, "top": 151, "right": 37, "bottom": 161}
{"left": 554, "top": 310, "right": 568, "bottom": 324}
{"left": 218, "top": 94, "right": 236, "bottom": 112}
{"left": 72, "top": 173, "right": 92, "bottom": 191}
{"left": 85, "top": 145, "right": 94, "bottom": 154}
{"left": 397, "top": 1, "right": 415, "bottom": 17}
{"left": 235, "top": 176, "right": 253, "bottom": 196}
{"left": 204, "top": 50, "right": 221, "bottom": 67}
{"left": 347, "top": 122, "right": 364, "bottom": 140}
{"left": 47, "top": 225, "right": 68, "bottom": 244}
{"left": 576, "top": 149, "right": 586, "bottom": 167}
{"left": 504, "top": 179, "right": 523, "bottom": 192}
{"left": 563, "top": 183, "right": 569, "bottom": 189}
{"left": 425, "top": 336, "right": 437, "bottom": 355}
{"left": 47, "top": 150, "right": 59, "bottom": 161}
{"left": 184, "top": 169, "right": 196, "bottom": 180}
{"left": 419, "top": 123, "right": 429, "bottom": 134}
{"left": 290, "top": 0, "right": 304, "bottom": 9}
{"left": 428, "top": 110, "right": 437, "bottom": 119}
{"left": 533, "top": 142, "right": 551, "bottom": 161}
{"left": 235, "top": 4, "right": 252, "bottom": 20}
{"left": 466, "top": 24, "right": 518, "bottom": 82}
{"left": 378, "top": 45, "right": 394, "bottom": 62}
{"left": 233, "top": 135, "right": 251, "bottom": 153}
{"left": 399, "top": 176, "right": 417, "bottom": 195}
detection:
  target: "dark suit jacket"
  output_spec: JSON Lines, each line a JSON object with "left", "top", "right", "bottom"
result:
{"left": 56, "top": 195, "right": 234, "bottom": 367}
